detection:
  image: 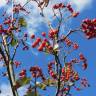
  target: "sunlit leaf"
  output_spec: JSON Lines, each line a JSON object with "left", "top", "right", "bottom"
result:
{"left": 36, "top": 82, "right": 46, "bottom": 90}
{"left": 25, "top": 91, "right": 39, "bottom": 96}
{"left": 16, "top": 77, "right": 31, "bottom": 88}
{"left": 44, "top": 78, "right": 57, "bottom": 86}
{"left": 11, "top": 39, "right": 18, "bottom": 46}
{"left": 18, "top": 17, "right": 27, "bottom": 27}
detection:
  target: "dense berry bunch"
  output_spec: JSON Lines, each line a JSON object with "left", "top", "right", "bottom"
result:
{"left": 48, "top": 29, "right": 58, "bottom": 39}
{"left": 32, "top": 36, "right": 53, "bottom": 52}
{"left": 61, "top": 64, "right": 79, "bottom": 82}
{"left": 30, "top": 66, "right": 45, "bottom": 80}
{"left": 81, "top": 18, "right": 96, "bottom": 39}
{"left": 0, "top": 16, "right": 19, "bottom": 35}
{"left": 31, "top": 29, "right": 59, "bottom": 53}
{"left": 48, "top": 61, "right": 80, "bottom": 81}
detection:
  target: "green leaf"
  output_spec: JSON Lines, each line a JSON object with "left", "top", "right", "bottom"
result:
{"left": 16, "top": 77, "right": 31, "bottom": 88}
{"left": 25, "top": 91, "right": 39, "bottom": 96}
{"left": 44, "top": 78, "right": 57, "bottom": 86}
{"left": 36, "top": 79, "right": 57, "bottom": 90}
{"left": 11, "top": 39, "right": 18, "bottom": 46}
{"left": 18, "top": 17, "right": 27, "bottom": 27}
{"left": 36, "top": 82, "right": 46, "bottom": 90}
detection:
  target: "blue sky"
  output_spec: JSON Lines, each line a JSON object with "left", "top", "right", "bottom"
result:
{"left": 0, "top": 0, "right": 96, "bottom": 96}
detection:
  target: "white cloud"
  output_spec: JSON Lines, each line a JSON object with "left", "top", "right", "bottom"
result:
{"left": 18, "top": 85, "right": 28, "bottom": 96}
{"left": 6, "top": 6, "right": 13, "bottom": 14}
{"left": 14, "top": 0, "right": 93, "bottom": 35}
{"left": 0, "top": 0, "right": 7, "bottom": 7}
{"left": 0, "top": 83, "right": 28, "bottom": 96}
{"left": 0, "top": 83, "right": 12, "bottom": 96}
{"left": 70, "top": 0, "right": 93, "bottom": 11}
{"left": 14, "top": 0, "right": 27, "bottom": 6}
{"left": 1, "top": 0, "right": 92, "bottom": 35}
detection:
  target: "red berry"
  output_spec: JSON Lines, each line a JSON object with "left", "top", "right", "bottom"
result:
{"left": 36, "top": 37, "right": 41, "bottom": 42}
{"left": 82, "top": 63, "right": 87, "bottom": 70}
{"left": 42, "top": 32, "right": 46, "bottom": 37}
{"left": 72, "top": 12, "right": 79, "bottom": 17}
{"left": 43, "top": 38, "right": 48, "bottom": 42}
{"left": 48, "top": 45, "right": 53, "bottom": 50}
{"left": 79, "top": 53, "right": 85, "bottom": 61}
{"left": 38, "top": 45, "right": 43, "bottom": 51}
{"left": 31, "top": 34, "right": 35, "bottom": 39}
{"left": 53, "top": 4, "right": 59, "bottom": 9}
{"left": 32, "top": 42, "right": 38, "bottom": 48}
{"left": 73, "top": 43, "right": 79, "bottom": 50}
{"left": 19, "top": 69, "right": 26, "bottom": 78}
{"left": 63, "top": 88, "right": 69, "bottom": 91}
{"left": 62, "top": 68, "right": 65, "bottom": 74}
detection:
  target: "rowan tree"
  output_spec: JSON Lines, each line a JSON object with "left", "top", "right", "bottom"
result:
{"left": 0, "top": 0, "right": 95, "bottom": 96}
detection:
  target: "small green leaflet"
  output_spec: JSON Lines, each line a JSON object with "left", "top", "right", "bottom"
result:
{"left": 18, "top": 17, "right": 27, "bottom": 27}
{"left": 25, "top": 91, "right": 39, "bottom": 96}
{"left": 16, "top": 77, "right": 31, "bottom": 88}
{"left": 11, "top": 39, "right": 18, "bottom": 46}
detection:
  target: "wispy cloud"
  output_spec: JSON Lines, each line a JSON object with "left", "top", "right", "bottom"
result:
{"left": 15, "top": 0, "right": 93, "bottom": 35}
{"left": 0, "top": 83, "right": 28, "bottom": 96}
{"left": 1, "top": 0, "right": 93, "bottom": 34}
{"left": 0, "top": 0, "right": 7, "bottom": 7}
{"left": 18, "top": 85, "right": 28, "bottom": 96}
{"left": 0, "top": 0, "right": 93, "bottom": 56}
{"left": 70, "top": 0, "right": 93, "bottom": 11}
{"left": 13, "top": 0, "right": 93, "bottom": 56}
{"left": 0, "top": 83, "right": 12, "bottom": 96}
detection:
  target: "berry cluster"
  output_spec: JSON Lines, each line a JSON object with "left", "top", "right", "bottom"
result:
{"left": 31, "top": 29, "right": 79, "bottom": 53}
{"left": 79, "top": 53, "right": 87, "bottom": 70}
{"left": 58, "top": 87, "right": 70, "bottom": 95}
{"left": 0, "top": 16, "right": 19, "bottom": 34}
{"left": 81, "top": 18, "right": 96, "bottom": 39}
{"left": 31, "top": 30, "right": 58, "bottom": 52}
{"left": 4, "top": 18, "right": 16, "bottom": 25}
{"left": 13, "top": 4, "right": 29, "bottom": 14}
{"left": 48, "top": 29, "right": 58, "bottom": 39}
{"left": 64, "top": 37, "right": 72, "bottom": 46}
{"left": 66, "top": 4, "right": 79, "bottom": 17}
{"left": 32, "top": 37, "right": 41, "bottom": 48}
{"left": 63, "top": 36, "right": 79, "bottom": 50}
{"left": 53, "top": 3, "right": 65, "bottom": 9}
{"left": 14, "top": 60, "right": 21, "bottom": 68}
{"left": 48, "top": 61, "right": 57, "bottom": 79}
{"left": 48, "top": 61, "right": 79, "bottom": 81}
{"left": 19, "top": 69, "right": 26, "bottom": 79}
{"left": 30, "top": 66, "right": 45, "bottom": 81}
{"left": 61, "top": 64, "right": 79, "bottom": 82}
{"left": 53, "top": 3, "right": 79, "bottom": 18}
{"left": 80, "top": 78, "right": 90, "bottom": 87}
